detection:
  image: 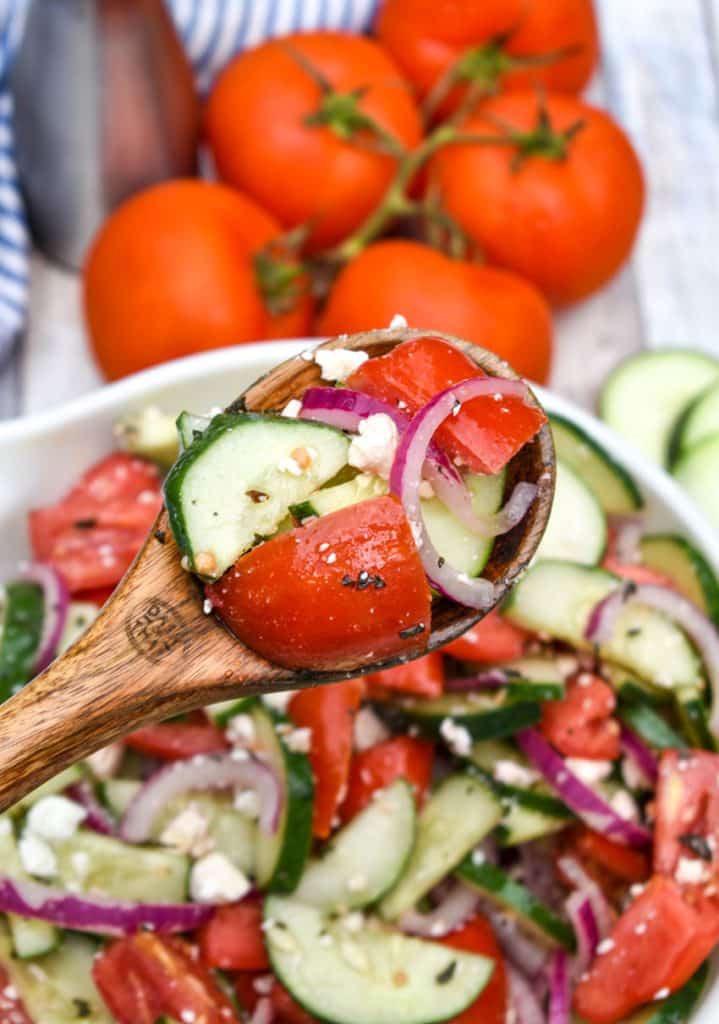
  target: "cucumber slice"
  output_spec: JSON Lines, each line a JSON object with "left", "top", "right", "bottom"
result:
{"left": 535, "top": 460, "right": 607, "bottom": 565}
{"left": 617, "top": 702, "right": 685, "bottom": 751}
{"left": 456, "top": 855, "right": 575, "bottom": 950}
{"left": 265, "top": 895, "right": 494, "bottom": 1024}
{"left": 379, "top": 774, "right": 501, "bottom": 920}
{"left": 639, "top": 534, "right": 719, "bottom": 624}
{"left": 176, "top": 410, "right": 211, "bottom": 449}
{"left": 0, "top": 581, "right": 44, "bottom": 699}
{"left": 0, "top": 819, "right": 62, "bottom": 957}
{"left": 549, "top": 414, "right": 643, "bottom": 513}
{"left": 497, "top": 800, "right": 570, "bottom": 846}
{"left": 299, "top": 473, "right": 389, "bottom": 517}
{"left": 100, "top": 778, "right": 139, "bottom": 817}
{"left": 673, "top": 433, "right": 719, "bottom": 530}
{"left": 294, "top": 780, "right": 415, "bottom": 912}
{"left": 379, "top": 692, "right": 542, "bottom": 744}
{"left": 58, "top": 602, "right": 100, "bottom": 654}
{"left": 115, "top": 406, "right": 179, "bottom": 469}
{"left": 0, "top": 929, "right": 112, "bottom": 1023}
{"left": 165, "top": 413, "right": 350, "bottom": 578}
{"left": 10, "top": 764, "right": 87, "bottom": 814}
{"left": 599, "top": 350, "right": 719, "bottom": 467}
{"left": 499, "top": 656, "right": 567, "bottom": 700}
{"left": 53, "top": 831, "right": 189, "bottom": 903}
{"left": 250, "top": 702, "right": 314, "bottom": 892}
{"left": 504, "top": 561, "right": 703, "bottom": 691}
{"left": 670, "top": 381, "right": 719, "bottom": 465}
{"left": 205, "top": 695, "right": 255, "bottom": 726}
{"left": 675, "top": 685, "right": 715, "bottom": 750}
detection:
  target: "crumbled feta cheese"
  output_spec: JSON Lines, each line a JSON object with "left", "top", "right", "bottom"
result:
{"left": 190, "top": 853, "right": 251, "bottom": 903}
{"left": 596, "top": 938, "right": 615, "bottom": 955}
{"left": 281, "top": 399, "right": 302, "bottom": 418}
{"left": 389, "top": 313, "right": 408, "bottom": 329}
{"left": 203, "top": 598, "right": 213, "bottom": 614}
{"left": 493, "top": 760, "right": 541, "bottom": 788}
{"left": 181, "top": 1011, "right": 197, "bottom": 1024}
{"left": 342, "top": 911, "right": 365, "bottom": 933}
{"left": 654, "top": 988, "right": 670, "bottom": 1001}
{"left": 629, "top": 883, "right": 646, "bottom": 899}
{"left": 284, "top": 727, "right": 312, "bottom": 753}
{"left": 253, "top": 975, "right": 274, "bottom": 995}
{"left": 85, "top": 743, "right": 124, "bottom": 780}
{"left": 70, "top": 850, "right": 90, "bottom": 879}
{"left": 565, "top": 759, "right": 613, "bottom": 786}
{"left": 19, "top": 834, "right": 58, "bottom": 879}
{"left": 418, "top": 480, "right": 435, "bottom": 499}
{"left": 234, "top": 789, "right": 261, "bottom": 819}
{"left": 348, "top": 414, "right": 399, "bottom": 480}
{"left": 160, "top": 804, "right": 214, "bottom": 858}
{"left": 25, "top": 795, "right": 86, "bottom": 841}
{"left": 226, "top": 713, "right": 255, "bottom": 747}
{"left": 353, "top": 707, "right": 390, "bottom": 751}
{"left": 471, "top": 847, "right": 486, "bottom": 867}
{"left": 314, "top": 348, "right": 368, "bottom": 382}
{"left": 277, "top": 455, "right": 303, "bottom": 476}
{"left": 346, "top": 874, "right": 367, "bottom": 893}
{"left": 439, "top": 718, "right": 473, "bottom": 758}
{"left": 675, "top": 856, "right": 708, "bottom": 886}
{"left": 262, "top": 690, "right": 298, "bottom": 712}
{"left": 609, "top": 788, "right": 639, "bottom": 822}
{"left": 622, "top": 755, "right": 649, "bottom": 791}
{"left": 0, "top": 818, "right": 11, "bottom": 836}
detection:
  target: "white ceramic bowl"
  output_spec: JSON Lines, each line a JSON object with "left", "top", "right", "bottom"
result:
{"left": 1, "top": 340, "right": 718, "bottom": 1018}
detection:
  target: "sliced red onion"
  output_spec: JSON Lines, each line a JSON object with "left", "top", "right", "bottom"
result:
{"left": 0, "top": 875, "right": 211, "bottom": 935}
{"left": 548, "top": 950, "right": 570, "bottom": 1024}
{"left": 445, "top": 669, "right": 512, "bottom": 692}
{"left": 584, "top": 583, "right": 634, "bottom": 646}
{"left": 607, "top": 513, "right": 645, "bottom": 564}
{"left": 477, "top": 899, "right": 549, "bottom": 978}
{"left": 516, "top": 729, "right": 652, "bottom": 848}
{"left": 557, "top": 856, "right": 613, "bottom": 941}
{"left": 506, "top": 963, "right": 547, "bottom": 1024}
{"left": 620, "top": 724, "right": 658, "bottom": 786}
{"left": 519, "top": 841, "right": 567, "bottom": 912}
{"left": 17, "top": 562, "right": 70, "bottom": 672}
{"left": 120, "top": 752, "right": 281, "bottom": 843}
{"left": 565, "top": 891, "right": 600, "bottom": 980}
{"left": 249, "top": 998, "right": 275, "bottom": 1024}
{"left": 67, "top": 781, "right": 116, "bottom": 836}
{"left": 398, "top": 880, "right": 479, "bottom": 938}
{"left": 390, "top": 377, "right": 532, "bottom": 609}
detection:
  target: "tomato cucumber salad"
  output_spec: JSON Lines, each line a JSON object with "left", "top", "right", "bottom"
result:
{"left": 2, "top": 337, "right": 719, "bottom": 1023}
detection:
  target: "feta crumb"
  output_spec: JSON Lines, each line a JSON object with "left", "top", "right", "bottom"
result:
{"left": 348, "top": 414, "right": 399, "bottom": 480}
{"left": 566, "top": 759, "right": 613, "bottom": 785}
{"left": 19, "top": 834, "right": 58, "bottom": 879}
{"left": 262, "top": 690, "right": 297, "bottom": 712}
{"left": 635, "top": 922, "right": 647, "bottom": 935}
{"left": 25, "top": 795, "right": 86, "bottom": 841}
{"left": 300, "top": 349, "right": 315, "bottom": 361}
{"left": 226, "top": 713, "right": 255, "bottom": 747}
{"left": 439, "top": 718, "right": 473, "bottom": 758}
{"left": 342, "top": 911, "right": 365, "bottom": 933}
{"left": 314, "top": 348, "right": 368, "bottom": 382}
{"left": 389, "top": 313, "right": 408, "bottom": 329}
{"left": 203, "top": 598, "right": 213, "bottom": 615}
{"left": 0, "top": 818, "right": 11, "bottom": 836}
{"left": 234, "top": 789, "right": 261, "bottom": 819}
{"left": 418, "top": 480, "right": 435, "bottom": 499}
{"left": 253, "top": 975, "right": 274, "bottom": 995}
{"left": 630, "top": 883, "right": 646, "bottom": 899}
{"left": 85, "top": 743, "right": 124, "bottom": 780}
{"left": 471, "top": 847, "right": 486, "bottom": 867}
{"left": 326, "top": 552, "right": 337, "bottom": 564}
{"left": 596, "top": 938, "right": 615, "bottom": 955}
{"left": 277, "top": 455, "right": 303, "bottom": 476}
{"left": 654, "top": 988, "right": 670, "bottom": 1001}
{"left": 284, "top": 727, "right": 312, "bottom": 753}
{"left": 609, "top": 788, "right": 639, "bottom": 822}
{"left": 622, "top": 754, "right": 649, "bottom": 791}
{"left": 281, "top": 399, "right": 302, "bottom": 418}
{"left": 160, "top": 804, "right": 214, "bottom": 858}
{"left": 70, "top": 851, "right": 91, "bottom": 879}
{"left": 346, "top": 873, "right": 367, "bottom": 893}
{"left": 181, "top": 1011, "right": 197, "bottom": 1024}
{"left": 675, "top": 856, "right": 708, "bottom": 886}
{"left": 353, "top": 707, "right": 391, "bottom": 751}
{"left": 493, "top": 760, "right": 541, "bottom": 788}
{"left": 190, "top": 852, "right": 251, "bottom": 904}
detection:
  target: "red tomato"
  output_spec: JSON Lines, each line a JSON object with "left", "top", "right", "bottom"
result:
{"left": 540, "top": 673, "right": 621, "bottom": 760}
{"left": 654, "top": 750, "right": 719, "bottom": 893}
{"left": 570, "top": 828, "right": 650, "bottom": 884}
{"left": 199, "top": 895, "right": 268, "bottom": 971}
{"left": 207, "top": 496, "right": 432, "bottom": 672}
{"left": 317, "top": 240, "right": 554, "bottom": 384}
{"left": 603, "top": 556, "right": 677, "bottom": 590}
{"left": 289, "top": 680, "right": 364, "bottom": 838}
{"left": 74, "top": 585, "right": 115, "bottom": 606}
{"left": 429, "top": 92, "right": 644, "bottom": 306}
{"left": 93, "top": 933, "right": 239, "bottom": 1024}
{"left": 345, "top": 336, "right": 547, "bottom": 475}
{"left": 125, "top": 715, "right": 228, "bottom": 761}
{"left": 365, "top": 651, "right": 444, "bottom": 698}
{"left": 573, "top": 876, "right": 719, "bottom": 1024}
{"left": 341, "top": 735, "right": 434, "bottom": 821}
{"left": 29, "top": 453, "right": 162, "bottom": 593}
{"left": 206, "top": 33, "right": 422, "bottom": 251}
{"left": 0, "top": 964, "right": 32, "bottom": 1023}
{"left": 442, "top": 609, "right": 528, "bottom": 663}
{"left": 439, "top": 914, "right": 507, "bottom": 1024}
{"left": 234, "top": 972, "right": 318, "bottom": 1024}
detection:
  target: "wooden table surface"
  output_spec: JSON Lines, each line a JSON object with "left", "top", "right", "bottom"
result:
{"left": 1, "top": 0, "right": 718, "bottom": 421}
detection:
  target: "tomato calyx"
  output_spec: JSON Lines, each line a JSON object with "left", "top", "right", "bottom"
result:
{"left": 253, "top": 225, "right": 310, "bottom": 315}
{"left": 486, "top": 100, "right": 587, "bottom": 170}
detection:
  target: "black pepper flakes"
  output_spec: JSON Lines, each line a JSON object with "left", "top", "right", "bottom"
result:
{"left": 73, "top": 999, "right": 92, "bottom": 1018}
{"left": 154, "top": 529, "right": 166, "bottom": 544}
{"left": 679, "top": 834, "right": 713, "bottom": 861}
{"left": 373, "top": 575, "right": 386, "bottom": 590}
{"left": 436, "top": 961, "right": 457, "bottom": 985}
{"left": 626, "top": 627, "right": 642, "bottom": 637}
{"left": 357, "top": 570, "right": 372, "bottom": 591}
{"left": 437, "top": 557, "right": 445, "bottom": 568}
{"left": 399, "top": 622, "right": 426, "bottom": 640}
{"left": 341, "top": 575, "right": 356, "bottom": 588}
{"left": 74, "top": 518, "right": 97, "bottom": 530}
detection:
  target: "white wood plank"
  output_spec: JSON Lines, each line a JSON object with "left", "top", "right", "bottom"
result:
{"left": 596, "top": 0, "right": 719, "bottom": 354}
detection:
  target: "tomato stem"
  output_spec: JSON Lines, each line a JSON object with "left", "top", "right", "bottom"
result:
{"left": 253, "top": 226, "right": 310, "bottom": 315}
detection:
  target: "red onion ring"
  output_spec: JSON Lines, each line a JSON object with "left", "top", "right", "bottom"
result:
{"left": 565, "top": 891, "right": 600, "bottom": 980}
{"left": 0, "top": 875, "right": 212, "bottom": 935}
{"left": 390, "top": 377, "right": 533, "bottom": 609}
{"left": 548, "top": 950, "right": 570, "bottom": 1024}
{"left": 249, "top": 998, "right": 275, "bottom": 1024}
{"left": 17, "top": 562, "right": 69, "bottom": 672}
{"left": 584, "top": 583, "right": 634, "bottom": 646}
{"left": 476, "top": 899, "right": 550, "bottom": 979}
{"left": 67, "top": 781, "right": 116, "bottom": 836}
{"left": 557, "top": 856, "right": 613, "bottom": 941}
{"left": 444, "top": 669, "right": 512, "bottom": 692}
{"left": 620, "top": 724, "right": 658, "bottom": 786}
{"left": 120, "top": 753, "right": 282, "bottom": 843}
{"left": 607, "top": 513, "right": 645, "bottom": 564}
{"left": 398, "top": 880, "right": 479, "bottom": 938}
{"left": 506, "top": 962, "right": 547, "bottom": 1024}
{"left": 517, "top": 729, "right": 652, "bottom": 848}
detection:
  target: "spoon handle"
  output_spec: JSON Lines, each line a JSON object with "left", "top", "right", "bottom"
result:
{"left": 0, "top": 527, "right": 287, "bottom": 811}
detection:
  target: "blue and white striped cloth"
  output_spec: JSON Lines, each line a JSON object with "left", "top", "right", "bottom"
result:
{"left": 0, "top": 0, "right": 379, "bottom": 361}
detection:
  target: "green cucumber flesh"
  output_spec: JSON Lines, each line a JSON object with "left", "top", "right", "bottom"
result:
{"left": 100, "top": 778, "right": 139, "bottom": 818}
{"left": 617, "top": 702, "right": 686, "bottom": 751}
{"left": 205, "top": 695, "right": 256, "bottom": 726}
{"left": 58, "top": 602, "right": 100, "bottom": 655}
{"left": 673, "top": 433, "right": 719, "bottom": 530}
{"left": 298, "top": 473, "right": 389, "bottom": 518}
{"left": 294, "top": 780, "right": 415, "bottom": 911}
{"left": 674, "top": 685, "right": 715, "bottom": 750}
{"left": 504, "top": 561, "right": 702, "bottom": 691}
{"left": 535, "top": 459, "right": 607, "bottom": 566}
{"left": 176, "top": 410, "right": 211, "bottom": 449}
{"left": 115, "top": 406, "right": 179, "bottom": 469}
{"left": 549, "top": 414, "right": 643, "bottom": 512}
{"left": 250, "top": 702, "right": 314, "bottom": 892}
{"left": 456, "top": 855, "right": 576, "bottom": 950}
{"left": 380, "top": 692, "right": 542, "bottom": 744}
{"left": 0, "top": 821, "right": 62, "bottom": 957}
{"left": 639, "top": 534, "right": 719, "bottom": 624}
{"left": 379, "top": 774, "right": 501, "bottom": 921}
{"left": 669, "top": 380, "right": 719, "bottom": 465}
{"left": 164, "top": 413, "right": 350, "bottom": 578}
{"left": 10, "top": 764, "right": 87, "bottom": 814}
{"left": 599, "top": 350, "right": 719, "bottom": 467}
{"left": 265, "top": 895, "right": 494, "bottom": 1024}
{"left": 496, "top": 800, "right": 570, "bottom": 846}
{"left": 0, "top": 581, "right": 44, "bottom": 698}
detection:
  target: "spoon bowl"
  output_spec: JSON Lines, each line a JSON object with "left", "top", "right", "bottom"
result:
{"left": 0, "top": 327, "right": 554, "bottom": 809}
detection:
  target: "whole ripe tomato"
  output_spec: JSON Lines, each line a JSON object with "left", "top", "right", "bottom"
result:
{"left": 428, "top": 91, "right": 644, "bottom": 305}
{"left": 376, "top": 0, "right": 598, "bottom": 111}
{"left": 317, "top": 239, "right": 553, "bottom": 382}
{"left": 206, "top": 32, "right": 422, "bottom": 252}
{"left": 83, "top": 180, "right": 313, "bottom": 381}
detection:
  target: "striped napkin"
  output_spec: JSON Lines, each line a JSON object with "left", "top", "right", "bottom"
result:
{"left": 0, "top": 0, "right": 379, "bottom": 362}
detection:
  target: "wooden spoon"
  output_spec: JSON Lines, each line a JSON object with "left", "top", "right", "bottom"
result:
{"left": 0, "top": 328, "right": 554, "bottom": 810}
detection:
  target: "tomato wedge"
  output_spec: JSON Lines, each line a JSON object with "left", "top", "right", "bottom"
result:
{"left": 290, "top": 679, "right": 364, "bottom": 838}
{"left": 125, "top": 714, "right": 229, "bottom": 761}
{"left": 345, "top": 336, "right": 546, "bottom": 475}
{"left": 573, "top": 875, "right": 719, "bottom": 1024}
{"left": 569, "top": 827, "right": 650, "bottom": 884}
{"left": 234, "top": 972, "right": 318, "bottom": 1024}
{"left": 439, "top": 914, "right": 507, "bottom": 1024}
{"left": 654, "top": 749, "right": 719, "bottom": 893}
{"left": 365, "top": 651, "right": 444, "bottom": 698}
{"left": 341, "top": 735, "right": 434, "bottom": 821}
{"left": 199, "top": 895, "right": 268, "bottom": 971}
{"left": 93, "top": 933, "right": 239, "bottom": 1024}
{"left": 0, "top": 964, "right": 32, "bottom": 1024}
{"left": 207, "top": 496, "right": 432, "bottom": 671}
{"left": 442, "top": 609, "right": 528, "bottom": 663}
{"left": 602, "top": 556, "right": 676, "bottom": 589}
{"left": 540, "top": 673, "right": 621, "bottom": 760}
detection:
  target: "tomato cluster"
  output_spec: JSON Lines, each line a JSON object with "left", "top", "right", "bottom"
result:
{"left": 83, "top": 0, "right": 643, "bottom": 386}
